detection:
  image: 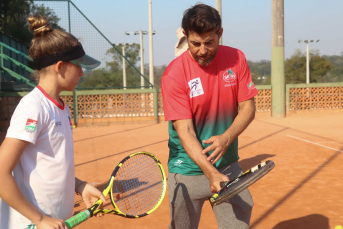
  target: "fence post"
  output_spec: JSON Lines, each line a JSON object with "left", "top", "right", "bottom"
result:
{"left": 73, "top": 90, "right": 78, "bottom": 125}
{"left": 153, "top": 88, "right": 158, "bottom": 122}
{"left": 286, "top": 84, "right": 290, "bottom": 115}
{"left": 0, "top": 45, "right": 3, "bottom": 90}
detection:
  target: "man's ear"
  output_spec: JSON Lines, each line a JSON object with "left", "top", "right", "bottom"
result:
{"left": 54, "top": 61, "right": 64, "bottom": 75}
{"left": 182, "top": 30, "right": 187, "bottom": 39}
{"left": 218, "top": 28, "right": 223, "bottom": 39}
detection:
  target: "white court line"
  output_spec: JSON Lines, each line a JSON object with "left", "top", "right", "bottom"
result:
{"left": 316, "top": 141, "right": 343, "bottom": 143}
{"left": 287, "top": 135, "right": 343, "bottom": 152}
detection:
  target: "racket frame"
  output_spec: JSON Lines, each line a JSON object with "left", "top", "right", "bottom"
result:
{"left": 64, "top": 151, "right": 167, "bottom": 228}
{"left": 210, "top": 160, "right": 275, "bottom": 206}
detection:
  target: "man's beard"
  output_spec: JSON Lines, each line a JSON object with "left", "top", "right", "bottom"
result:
{"left": 192, "top": 46, "right": 219, "bottom": 67}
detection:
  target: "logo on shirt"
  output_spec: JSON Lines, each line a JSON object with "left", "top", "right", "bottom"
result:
{"left": 188, "top": 77, "right": 204, "bottom": 98}
{"left": 247, "top": 81, "right": 256, "bottom": 90}
{"left": 223, "top": 69, "right": 236, "bottom": 83}
{"left": 25, "top": 119, "right": 37, "bottom": 132}
{"left": 68, "top": 116, "right": 73, "bottom": 129}
{"left": 55, "top": 121, "right": 62, "bottom": 127}
{"left": 174, "top": 160, "right": 183, "bottom": 166}
{"left": 26, "top": 225, "right": 36, "bottom": 229}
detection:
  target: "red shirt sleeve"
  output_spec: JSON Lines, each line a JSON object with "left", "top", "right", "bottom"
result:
{"left": 237, "top": 52, "right": 258, "bottom": 102}
{"left": 161, "top": 74, "right": 193, "bottom": 121}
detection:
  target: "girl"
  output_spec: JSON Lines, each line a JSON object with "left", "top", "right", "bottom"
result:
{"left": 0, "top": 15, "right": 107, "bottom": 229}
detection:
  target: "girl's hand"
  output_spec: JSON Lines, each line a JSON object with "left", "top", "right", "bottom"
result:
{"left": 34, "top": 215, "right": 68, "bottom": 229}
{"left": 79, "top": 183, "right": 108, "bottom": 217}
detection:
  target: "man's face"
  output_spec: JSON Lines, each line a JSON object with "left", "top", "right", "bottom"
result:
{"left": 184, "top": 28, "right": 223, "bottom": 67}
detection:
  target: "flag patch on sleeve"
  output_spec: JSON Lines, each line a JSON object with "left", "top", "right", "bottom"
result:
{"left": 25, "top": 119, "right": 38, "bottom": 132}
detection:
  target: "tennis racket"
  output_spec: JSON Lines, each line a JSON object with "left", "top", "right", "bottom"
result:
{"left": 65, "top": 152, "right": 167, "bottom": 228}
{"left": 210, "top": 160, "right": 275, "bottom": 206}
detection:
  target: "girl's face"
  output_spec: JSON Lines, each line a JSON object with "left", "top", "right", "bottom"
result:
{"left": 59, "top": 62, "right": 84, "bottom": 91}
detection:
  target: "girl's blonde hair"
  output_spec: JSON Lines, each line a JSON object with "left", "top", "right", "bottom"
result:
{"left": 28, "top": 15, "right": 79, "bottom": 82}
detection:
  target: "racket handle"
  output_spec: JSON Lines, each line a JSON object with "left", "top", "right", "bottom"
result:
{"left": 220, "top": 181, "right": 229, "bottom": 188}
{"left": 65, "top": 210, "right": 91, "bottom": 229}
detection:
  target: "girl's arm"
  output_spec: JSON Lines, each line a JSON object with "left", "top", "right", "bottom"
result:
{"left": 74, "top": 177, "right": 108, "bottom": 217}
{"left": 0, "top": 137, "right": 67, "bottom": 229}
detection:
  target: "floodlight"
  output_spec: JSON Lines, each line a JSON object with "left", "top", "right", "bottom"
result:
{"left": 298, "top": 40, "right": 302, "bottom": 43}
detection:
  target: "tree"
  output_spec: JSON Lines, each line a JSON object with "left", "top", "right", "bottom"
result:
{"left": 285, "top": 49, "right": 334, "bottom": 84}
{"left": 30, "top": 3, "right": 64, "bottom": 31}
{"left": 247, "top": 60, "right": 271, "bottom": 85}
{"left": 322, "top": 52, "right": 343, "bottom": 82}
{"left": 0, "top": 0, "right": 33, "bottom": 46}
{"left": 0, "top": 0, "right": 63, "bottom": 47}
{"left": 80, "top": 44, "right": 150, "bottom": 88}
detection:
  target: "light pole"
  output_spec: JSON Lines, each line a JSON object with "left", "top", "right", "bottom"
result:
{"left": 114, "top": 43, "right": 135, "bottom": 90}
{"left": 298, "top": 39, "right": 320, "bottom": 84}
{"left": 149, "top": 0, "right": 154, "bottom": 88}
{"left": 215, "top": 0, "right": 222, "bottom": 45}
{"left": 125, "top": 30, "right": 155, "bottom": 89}
{"left": 271, "top": 0, "right": 285, "bottom": 118}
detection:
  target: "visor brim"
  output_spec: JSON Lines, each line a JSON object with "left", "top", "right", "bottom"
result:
{"left": 69, "top": 54, "right": 101, "bottom": 70}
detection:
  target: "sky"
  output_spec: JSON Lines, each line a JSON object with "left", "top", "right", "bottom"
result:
{"left": 67, "top": 0, "right": 343, "bottom": 67}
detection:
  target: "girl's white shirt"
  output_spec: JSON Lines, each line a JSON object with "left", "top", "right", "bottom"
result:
{"left": 0, "top": 86, "right": 75, "bottom": 229}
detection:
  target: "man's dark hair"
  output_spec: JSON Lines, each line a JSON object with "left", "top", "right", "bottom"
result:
{"left": 182, "top": 4, "right": 222, "bottom": 37}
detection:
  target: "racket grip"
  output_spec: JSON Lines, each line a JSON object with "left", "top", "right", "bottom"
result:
{"left": 220, "top": 181, "right": 229, "bottom": 188}
{"left": 65, "top": 210, "right": 91, "bottom": 229}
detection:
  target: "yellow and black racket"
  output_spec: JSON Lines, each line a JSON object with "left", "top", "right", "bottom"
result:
{"left": 210, "top": 160, "right": 275, "bottom": 206}
{"left": 65, "top": 152, "right": 167, "bottom": 228}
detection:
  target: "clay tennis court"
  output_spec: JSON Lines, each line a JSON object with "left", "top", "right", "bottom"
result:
{"left": 1, "top": 111, "right": 342, "bottom": 228}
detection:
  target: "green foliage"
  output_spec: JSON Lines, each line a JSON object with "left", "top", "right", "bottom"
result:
{"left": 106, "top": 44, "right": 140, "bottom": 68}
{"left": 0, "top": 0, "right": 33, "bottom": 46}
{"left": 248, "top": 49, "right": 340, "bottom": 85}
{"left": 80, "top": 44, "right": 152, "bottom": 89}
{"left": 30, "top": 4, "right": 64, "bottom": 31}
{"left": 284, "top": 49, "right": 307, "bottom": 83}
{"left": 285, "top": 49, "right": 334, "bottom": 83}
{"left": 0, "top": 0, "right": 63, "bottom": 47}
{"left": 247, "top": 60, "right": 271, "bottom": 85}
{"left": 322, "top": 52, "right": 343, "bottom": 82}
{"left": 153, "top": 65, "right": 167, "bottom": 89}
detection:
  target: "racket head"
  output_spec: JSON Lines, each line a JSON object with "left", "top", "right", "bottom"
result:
{"left": 210, "top": 160, "right": 275, "bottom": 206}
{"left": 107, "top": 151, "right": 167, "bottom": 218}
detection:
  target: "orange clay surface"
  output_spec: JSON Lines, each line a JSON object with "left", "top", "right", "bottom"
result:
{"left": 1, "top": 111, "right": 342, "bottom": 229}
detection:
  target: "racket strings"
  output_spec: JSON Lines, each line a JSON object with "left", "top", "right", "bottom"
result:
{"left": 112, "top": 154, "right": 163, "bottom": 216}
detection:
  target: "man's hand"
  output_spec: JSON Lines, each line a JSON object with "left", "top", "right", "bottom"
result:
{"left": 202, "top": 133, "right": 232, "bottom": 165}
{"left": 208, "top": 171, "right": 230, "bottom": 193}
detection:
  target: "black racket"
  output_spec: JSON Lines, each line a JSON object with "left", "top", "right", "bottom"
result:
{"left": 210, "top": 160, "right": 275, "bottom": 206}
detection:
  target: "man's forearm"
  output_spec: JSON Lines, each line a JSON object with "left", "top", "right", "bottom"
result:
{"left": 223, "top": 100, "right": 255, "bottom": 141}
{"left": 178, "top": 128, "right": 220, "bottom": 179}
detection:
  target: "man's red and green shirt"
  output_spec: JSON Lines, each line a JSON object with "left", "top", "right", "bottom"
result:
{"left": 162, "top": 45, "right": 258, "bottom": 175}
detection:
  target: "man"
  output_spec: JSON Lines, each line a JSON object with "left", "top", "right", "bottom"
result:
{"left": 161, "top": 4, "right": 258, "bottom": 229}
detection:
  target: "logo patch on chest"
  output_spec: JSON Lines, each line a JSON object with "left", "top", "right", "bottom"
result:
{"left": 223, "top": 69, "right": 236, "bottom": 83}
{"left": 188, "top": 77, "right": 204, "bottom": 98}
